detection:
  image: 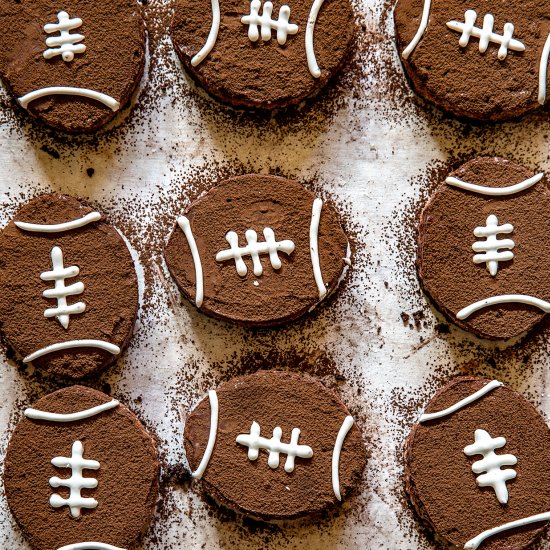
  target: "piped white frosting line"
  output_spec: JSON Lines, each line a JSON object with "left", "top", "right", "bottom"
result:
{"left": 57, "top": 543, "right": 127, "bottom": 550}
{"left": 177, "top": 216, "right": 204, "bottom": 307}
{"left": 309, "top": 198, "right": 327, "bottom": 300}
{"left": 445, "top": 173, "right": 544, "bottom": 196}
{"left": 464, "top": 512, "right": 550, "bottom": 550}
{"left": 18, "top": 87, "right": 120, "bottom": 111}
{"left": 332, "top": 415, "right": 354, "bottom": 501}
{"left": 15, "top": 212, "right": 101, "bottom": 233}
{"left": 419, "top": 380, "right": 502, "bottom": 423}
{"left": 401, "top": 0, "right": 431, "bottom": 59}
{"left": 25, "top": 400, "right": 119, "bottom": 422}
{"left": 457, "top": 295, "right": 550, "bottom": 320}
{"left": 191, "top": 390, "right": 219, "bottom": 479}
{"left": 305, "top": 0, "right": 325, "bottom": 78}
{"left": 191, "top": 0, "right": 220, "bottom": 66}
{"left": 23, "top": 340, "right": 121, "bottom": 363}
{"left": 538, "top": 34, "right": 550, "bottom": 105}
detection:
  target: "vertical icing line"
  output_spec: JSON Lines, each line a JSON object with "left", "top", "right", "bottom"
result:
{"left": 538, "top": 33, "right": 550, "bottom": 105}
{"left": 332, "top": 415, "right": 355, "bottom": 501}
{"left": 177, "top": 216, "right": 204, "bottom": 307}
{"left": 305, "top": 0, "right": 325, "bottom": 78}
{"left": 191, "top": 0, "right": 221, "bottom": 66}
{"left": 309, "top": 198, "right": 327, "bottom": 300}
{"left": 191, "top": 390, "right": 219, "bottom": 479}
{"left": 401, "top": 0, "right": 431, "bottom": 60}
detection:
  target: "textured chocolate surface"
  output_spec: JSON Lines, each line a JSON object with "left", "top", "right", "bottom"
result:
{"left": 184, "top": 370, "right": 366, "bottom": 520}
{"left": 404, "top": 377, "right": 550, "bottom": 549}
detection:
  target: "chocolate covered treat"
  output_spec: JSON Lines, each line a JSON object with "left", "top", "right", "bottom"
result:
{"left": 417, "top": 157, "right": 550, "bottom": 340}
{"left": 164, "top": 174, "right": 350, "bottom": 326}
{"left": 4, "top": 386, "right": 159, "bottom": 550}
{"left": 394, "top": 0, "right": 550, "bottom": 121}
{"left": 170, "top": 0, "right": 355, "bottom": 109}
{"left": 0, "top": 0, "right": 145, "bottom": 132}
{"left": 0, "top": 194, "right": 139, "bottom": 378}
{"left": 184, "top": 370, "right": 366, "bottom": 520}
{"left": 405, "top": 377, "right": 550, "bottom": 549}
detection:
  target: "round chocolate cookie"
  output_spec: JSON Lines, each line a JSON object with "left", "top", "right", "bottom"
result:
{"left": 404, "top": 377, "right": 550, "bottom": 550}
{"left": 0, "top": 193, "right": 139, "bottom": 378}
{"left": 164, "top": 174, "right": 350, "bottom": 326}
{"left": 0, "top": 0, "right": 145, "bottom": 132}
{"left": 394, "top": 0, "right": 550, "bottom": 121}
{"left": 170, "top": 0, "right": 355, "bottom": 109}
{"left": 184, "top": 370, "right": 366, "bottom": 520}
{"left": 417, "top": 157, "right": 550, "bottom": 340}
{"left": 4, "top": 386, "right": 159, "bottom": 550}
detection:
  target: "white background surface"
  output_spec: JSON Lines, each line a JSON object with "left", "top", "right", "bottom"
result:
{"left": 0, "top": 0, "right": 549, "bottom": 548}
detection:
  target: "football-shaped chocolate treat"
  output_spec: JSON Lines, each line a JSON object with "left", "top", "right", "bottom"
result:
{"left": 417, "top": 157, "right": 550, "bottom": 340}
{"left": 405, "top": 377, "right": 550, "bottom": 549}
{"left": 0, "top": 194, "right": 139, "bottom": 378}
{"left": 4, "top": 386, "right": 159, "bottom": 550}
{"left": 394, "top": 0, "right": 550, "bottom": 120}
{"left": 184, "top": 370, "right": 366, "bottom": 520}
{"left": 164, "top": 174, "right": 350, "bottom": 326}
{"left": 170, "top": 0, "right": 355, "bottom": 109}
{"left": 0, "top": 0, "right": 145, "bottom": 132}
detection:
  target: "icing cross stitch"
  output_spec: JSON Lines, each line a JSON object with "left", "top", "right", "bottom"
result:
{"left": 472, "top": 215, "right": 514, "bottom": 276}
{"left": 241, "top": 0, "right": 299, "bottom": 45}
{"left": 43, "top": 11, "right": 86, "bottom": 62}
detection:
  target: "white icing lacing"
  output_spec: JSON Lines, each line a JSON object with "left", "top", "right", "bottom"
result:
{"left": 464, "top": 512, "right": 550, "bottom": 550}
{"left": 332, "top": 415, "right": 354, "bottom": 501}
{"left": 41, "top": 246, "right": 86, "bottom": 329}
{"left": 23, "top": 340, "right": 121, "bottom": 363}
{"left": 215, "top": 228, "right": 295, "bottom": 277}
{"left": 242, "top": 0, "right": 298, "bottom": 45}
{"left": 25, "top": 400, "right": 119, "bottom": 422}
{"left": 446, "top": 10, "right": 525, "bottom": 60}
{"left": 305, "top": 0, "right": 325, "bottom": 77}
{"left": 457, "top": 295, "right": 550, "bottom": 320}
{"left": 309, "top": 198, "right": 327, "bottom": 299}
{"left": 445, "top": 173, "right": 544, "bottom": 196}
{"left": 177, "top": 216, "right": 204, "bottom": 307}
{"left": 472, "top": 215, "right": 514, "bottom": 277}
{"left": 419, "top": 380, "right": 503, "bottom": 423}
{"left": 49, "top": 441, "right": 100, "bottom": 518}
{"left": 18, "top": 87, "right": 120, "bottom": 111}
{"left": 57, "top": 544, "right": 126, "bottom": 550}
{"left": 191, "top": 390, "right": 219, "bottom": 479}
{"left": 15, "top": 212, "right": 101, "bottom": 233}
{"left": 539, "top": 33, "right": 550, "bottom": 105}
{"left": 190, "top": 0, "right": 220, "bottom": 66}
{"left": 236, "top": 421, "right": 313, "bottom": 473}
{"left": 401, "top": 0, "right": 431, "bottom": 60}
{"left": 464, "top": 429, "right": 517, "bottom": 504}
{"left": 43, "top": 11, "right": 86, "bottom": 62}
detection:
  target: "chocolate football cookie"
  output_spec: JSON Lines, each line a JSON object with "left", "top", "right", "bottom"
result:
{"left": 164, "top": 174, "right": 350, "bottom": 326}
{"left": 4, "top": 386, "right": 159, "bottom": 550}
{"left": 0, "top": 194, "right": 139, "bottom": 378}
{"left": 394, "top": 0, "right": 550, "bottom": 120}
{"left": 170, "top": 0, "right": 355, "bottom": 108}
{"left": 0, "top": 0, "right": 145, "bottom": 132}
{"left": 405, "top": 377, "right": 550, "bottom": 549}
{"left": 417, "top": 157, "right": 550, "bottom": 340}
{"left": 184, "top": 370, "right": 366, "bottom": 520}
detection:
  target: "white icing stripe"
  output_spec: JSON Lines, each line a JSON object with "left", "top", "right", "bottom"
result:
{"left": 445, "top": 173, "right": 544, "bottom": 196}
{"left": 25, "top": 400, "right": 119, "bottom": 422}
{"left": 18, "top": 87, "right": 120, "bottom": 111}
{"left": 332, "top": 415, "right": 354, "bottom": 501}
{"left": 464, "top": 512, "right": 550, "bottom": 550}
{"left": 177, "top": 216, "right": 204, "bottom": 307}
{"left": 191, "top": 0, "right": 220, "bottom": 66}
{"left": 305, "top": 0, "right": 325, "bottom": 78}
{"left": 191, "top": 390, "right": 219, "bottom": 479}
{"left": 15, "top": 212, "right": 101, "bottom": 233}
{"left": 402, "top": 0, "right": 431, "bottom": 59}
{"left": 538, "top": 34, "right": 550, "bottom": 105}
{"left": 309, "top": 198, "right": 326, "bottom": 300}
{"left": 57, "top": 544, "right": 126, "bottom": 550}
{"left": 457, "top": 295, "right": 550, "bottom": 320}
{"left": 23, "top": 340, "right": 121, "bottom": 363}
{"left": 419, "top": 380, "right": 503, "bottom": 423}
